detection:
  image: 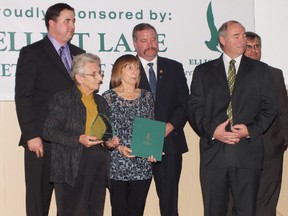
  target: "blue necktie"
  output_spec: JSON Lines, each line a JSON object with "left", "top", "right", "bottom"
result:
{"left": 59, "top": 46, "right": 70, "bottom": 73}
{"left": 148, "top": 63, "right": 157, "bottom": 101}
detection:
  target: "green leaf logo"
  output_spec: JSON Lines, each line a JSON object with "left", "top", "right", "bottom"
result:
{"left": 205, "top": 1, "right": 221, "bottom": 53}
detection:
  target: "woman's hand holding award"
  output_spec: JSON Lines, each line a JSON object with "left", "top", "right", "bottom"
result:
{"left": 90, "top": 114, "right": 119, "bottom": 149}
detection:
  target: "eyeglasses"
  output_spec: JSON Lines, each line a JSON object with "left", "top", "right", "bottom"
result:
{"left": 84, "top": 70, "right": 104, "bottom": 78}
{"left": 246, "top": 44, "right": 261, "bottom": 50}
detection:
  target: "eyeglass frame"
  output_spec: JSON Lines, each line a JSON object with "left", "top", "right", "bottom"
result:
{"left": 246, "top": 44, "right": 261, "bottom": 50}
{"left": 84, "top": 70, "right": 104, "bottom": 78}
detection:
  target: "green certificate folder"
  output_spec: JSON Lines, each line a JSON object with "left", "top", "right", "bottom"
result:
{"left": 131, "top": 116, "right": 166, "bottom": 161}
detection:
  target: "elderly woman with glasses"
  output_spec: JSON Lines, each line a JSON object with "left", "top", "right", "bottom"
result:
{"left": 43, "top": 53, "right": 119, "bottom": 216}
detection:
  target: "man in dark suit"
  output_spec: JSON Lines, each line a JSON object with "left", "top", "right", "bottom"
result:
{"left": 226, "top": 31, "right": 288, "bottom": 216}
{"left": 15, "top": 3, "right": 85, "bottom": 216}
{"left": 132, "top": 23, "right": 189, "bottom": 216}
{"left": 188, "top": 20, "right": 277, "bottom": 216}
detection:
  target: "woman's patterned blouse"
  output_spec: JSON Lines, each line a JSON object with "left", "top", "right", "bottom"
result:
{"left": 103, "top": 89, "right": 154, "bottom": 181}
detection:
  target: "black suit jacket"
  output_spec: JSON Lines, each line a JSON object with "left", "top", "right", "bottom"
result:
{"left": 263, "top": 66, "right": 288, "bottom": 159}
{"left": 138, "top": 56, "right": 189, "bottom": 155}
{"left": 188, "top": 55, "right": 277, "bottom": 169}
{"left": 15, "top": 36, "right": 85, "bottom": 146}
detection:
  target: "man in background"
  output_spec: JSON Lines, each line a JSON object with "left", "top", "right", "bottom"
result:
{"left": 133, "top": 23, "right": 189, "bottom": 216}
{"left": 15, "top": 3, "right": 85, "bottom": 216}
{"left": 227, "top": 31, "right": 288, "bottom": 216}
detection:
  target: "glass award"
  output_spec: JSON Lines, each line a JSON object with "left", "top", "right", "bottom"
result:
{"left": 90, "top": 114, "right": 114, "bottom": 141}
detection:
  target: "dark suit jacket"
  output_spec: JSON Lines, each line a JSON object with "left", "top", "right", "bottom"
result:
{"left": 138, "top": 56, "right": 189, "bottom": 155}
{"left": 188, "top": 55, "right": 277, "bottom": 169}
{"left": 263, "top": 66, "right": 288, "bottom": 159}
{"left": 15, "top": 36, "right": 85, "bottom": 146}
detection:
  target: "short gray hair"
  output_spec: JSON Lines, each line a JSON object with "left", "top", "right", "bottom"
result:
{"left": 218, "top": 20, "right": 244, "bottom": 49}
{"left": 71, "top": 53, "right": 101, "bottom": 81}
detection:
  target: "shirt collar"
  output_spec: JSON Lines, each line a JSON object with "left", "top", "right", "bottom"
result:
{"left": 47, "top": 34, "right": 68, "bottom": 52}
{"left": 223, "top": 53, "right": 242, "bottom": 63}
{"left": 223, "top": 53, "right": 242, "bottom": 72}
{"left": 138, "top": 56, "right": 158, "bottom": 68}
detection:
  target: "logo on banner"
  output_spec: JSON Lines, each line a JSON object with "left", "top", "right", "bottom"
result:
{"left": 205, "top": 1, "right": 221, "bottom": 53}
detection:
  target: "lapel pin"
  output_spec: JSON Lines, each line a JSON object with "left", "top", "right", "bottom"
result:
{"left": 159, "top": 70, "right": 164, "bottom": 79}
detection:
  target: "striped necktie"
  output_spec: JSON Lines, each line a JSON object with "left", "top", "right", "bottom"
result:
{"left": 227, "top": 59, "right": 236, "bottom": 126}
{"left": 59, "top": 46, "right": 70, "bottom": 73}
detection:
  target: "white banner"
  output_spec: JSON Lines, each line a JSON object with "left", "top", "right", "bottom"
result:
{"left": 0, "top": 0, "right": 254, "bottom": 100}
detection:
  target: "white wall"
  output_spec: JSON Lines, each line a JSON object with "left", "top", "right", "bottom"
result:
{"left": 255, "top": 0, "right": 288, "bottom": 82}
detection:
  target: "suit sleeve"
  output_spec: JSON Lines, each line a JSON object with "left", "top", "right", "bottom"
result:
{"left": 15, "top": 47, "right": 41, "bottom": 143}
{"left": 274, "top": 69, "right": 288, "bottom": 143}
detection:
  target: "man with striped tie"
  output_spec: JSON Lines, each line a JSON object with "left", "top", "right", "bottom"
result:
{"left": 188, "top": 20, "right": 277, "bottom": 216}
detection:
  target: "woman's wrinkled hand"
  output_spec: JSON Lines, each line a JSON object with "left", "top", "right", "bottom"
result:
{"left": 105, "top": 136, "right": 121, "bottom": 149}
{"left": 117, "top": 145, "right": 135, "bottom": 158}
{"left": 147, "top": 155, "right": 157, "bottom": 163}
{"left": 79, "top": 134, "right": 103, "bottom": 148}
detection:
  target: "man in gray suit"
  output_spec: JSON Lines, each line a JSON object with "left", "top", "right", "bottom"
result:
{"left": 15, "top": 3, "right": 85, "bottom": 215}
{"left": 188, "top": 21, "right": 277, "bottom": 216}
{"left": 227, "top": 31, "right": 288, "bottom": 216}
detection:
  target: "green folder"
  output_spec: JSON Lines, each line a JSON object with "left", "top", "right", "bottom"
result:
{"left": 131, "top": 116, "right": 166, "bottom": 161}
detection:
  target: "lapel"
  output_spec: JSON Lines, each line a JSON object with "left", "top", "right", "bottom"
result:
{"left": 212, "top": 55, "right": 230, "bottom": 91}
{"left": 138, "top": 56, "right": 151, "bottom": 91}
{"left": 231, "top": 55, "right": 254, "bottom": 99}
{"left": 42, "top": 36, "right": 72, "bottom": 80}
{"left": 234, "top": 55, "right": 251, "bottom": 90}
{"left": 137, "top": 56, "right": 166, "bottom": 97}
{"left": 231, "top": 55, "right": 253, "bottom": 122}
{"left": 156, "top": 57, "right": 166, "bottom": 84}
{"left": 68, "top": 43, "right": 77, "bottom": 59}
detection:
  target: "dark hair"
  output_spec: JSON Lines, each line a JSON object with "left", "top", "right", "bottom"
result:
{"left": 44, "top": 3, "right": 74, "bottom": 30}
{"left": 132, "top": 23, "right": 157, "bottom": 42}
{"left": 245, "top": 31, "right": 262, "bottom": 46}
{"left": 110, "top": 54, "right": 141, "bottom": 88}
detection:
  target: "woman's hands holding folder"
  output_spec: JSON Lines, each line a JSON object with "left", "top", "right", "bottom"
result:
{"left": 117, "top": 145, "right": 157, "bottom": 162}
{"left": 117, "top": 145, "right": 135, "bottom": 158}
{"left": 147, "top": 156, "right": 157, "bottom": 163}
